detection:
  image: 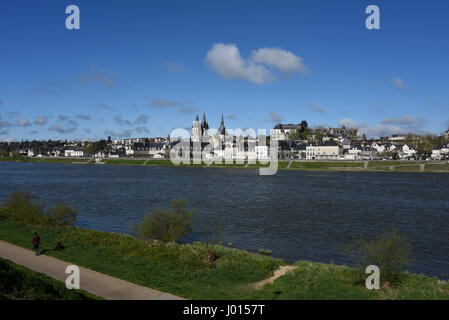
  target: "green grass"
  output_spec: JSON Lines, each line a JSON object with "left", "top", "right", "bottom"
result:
{"left": 0, "top": 218, "right": 447, "bottom": 300}
{"left": 2, "top": 156, "right": 448, "bottom": 173}
{"left": 291, "top": 162, "right": 364, "bottom": 169}
{"left": 104, "top": 159, "right": 146, "bottom": 165}
{"left": 0, "top": 256, "right": 99, "bottom": 300}
{"left": 0, "top": 219, "right": 281, "bottom": 300}
{"left": 250, "top": 261, "right": 449, "bottom": 300}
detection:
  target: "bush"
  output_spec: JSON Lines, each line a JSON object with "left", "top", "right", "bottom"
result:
{"left": 0, "top": 192, "right": 45, "bottom": 225}
{"left": 45, "top": 203, "right": 79, "bottom": 227}
{"left": 0, "top": 192, "right": 79, "bottom": 227}
{"left": 136, "top": 200, "right": 195, "bottom": 242}
{"left": 347, "top": 229, "right": 413, "bottom": 285}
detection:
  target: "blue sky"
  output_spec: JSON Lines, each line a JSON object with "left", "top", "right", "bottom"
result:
{"left": 1, "top": 0, "right": 448, "bottom": 141}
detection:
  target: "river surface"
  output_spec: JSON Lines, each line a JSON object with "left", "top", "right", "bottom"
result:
{"left": 1, "top": 162, "right": 448, "bottom": 279}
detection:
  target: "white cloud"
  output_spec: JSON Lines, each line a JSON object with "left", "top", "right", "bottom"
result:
{"left": 267, "top": 112, "right": 284, "bottom": 123}
{"left": 135, "top": 114, "right": 149, "bottom": 124}
{"left": 205, "top": 43, "right": 306, "bottom": 84}
{"left": 17, "top": 117, "right": 31, "bottom": 127}
{"left": 49, "top": 125, "right": 77, "bottom": 134}
{"left": 206, "top": 43, "right": 272, "bottom": 84}
{"left": 251, "top": 47, "right": 307, "bottom": 74}
{"left": 113, "top": 115, "right": 131, "bottom": 126}
{"left": 338, "top": 118, "right": 360, "bottom": 129}
{"left": 338, "top": 114, "right": 430, "bottom": 137}
{"left": 393, "top": 78, "right": 404, "bottom": 91}
{"left": 307, "top": 102, "right": 325, "bottom": 113}
{"left": 34, "top": 116, "right": 48, "bottom": 125}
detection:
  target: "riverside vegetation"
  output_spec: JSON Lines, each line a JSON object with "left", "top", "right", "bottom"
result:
{"left": 1, "top": 155, "right": 449, "bottom": 173}
{"left": 0, "top": 192, "right": 448, "bottom": 300}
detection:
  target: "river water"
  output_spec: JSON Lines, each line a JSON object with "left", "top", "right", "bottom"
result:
{"left": 1, "top": 162, "right": 448, "bottom": 278}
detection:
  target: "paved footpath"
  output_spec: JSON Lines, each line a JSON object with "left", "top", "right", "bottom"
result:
{"left": 0, "top": 240, "right": 183, "bottom": 300}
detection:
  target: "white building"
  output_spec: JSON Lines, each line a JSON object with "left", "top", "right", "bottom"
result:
{"left": 64, "top": 149, "right": 84, "bottom": 157}
{"left": 401, "top": 144, "right": 417, "bottom": 159}
{"left": 390, "top": 134, "right": 407, "bottom": 141}
{"left": 306, "top": 142, "right": 339, "bottom": 160}
{"left": 272, "top": 124, "right": 298, "bottom": 141}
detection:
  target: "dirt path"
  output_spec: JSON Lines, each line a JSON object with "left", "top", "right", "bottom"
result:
{"left": 0, "top": 240, "right": 183, "bottom": 300}
{"left": 252, "top": 265, "right": 296, "bottom": 289}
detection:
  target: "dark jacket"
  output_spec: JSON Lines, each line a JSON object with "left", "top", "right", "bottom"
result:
{"left": 31, "top": 235, "right": 40, "bottom": 246}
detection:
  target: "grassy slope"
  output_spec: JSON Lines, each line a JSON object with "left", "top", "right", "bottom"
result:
{"left": 0, "top": 257, "right": 98, "bottom": 300}
{"left": 0, "top": 219, "right": 447, "bottom": 300}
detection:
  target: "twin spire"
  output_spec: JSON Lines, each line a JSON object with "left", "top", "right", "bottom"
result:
{"left": 193, "top": 112, "right": 224, "bottom": 135}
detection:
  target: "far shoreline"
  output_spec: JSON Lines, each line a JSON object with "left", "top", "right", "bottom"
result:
{"left": 1, "top": 156, "right": 449, "bottom": 174}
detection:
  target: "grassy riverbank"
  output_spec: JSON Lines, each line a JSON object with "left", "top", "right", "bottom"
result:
{"left": 1, "top": 156, "right": 449, "bottom": 173}
{"left": 0, "top": 256, "right": 98, "bottom": 300}
{"left": 0, "top": 219, "right": 448, "bottom": 300}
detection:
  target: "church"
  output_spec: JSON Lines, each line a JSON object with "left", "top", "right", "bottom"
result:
{"left": 191, "top": 113, "right": 226, "bottom": 145}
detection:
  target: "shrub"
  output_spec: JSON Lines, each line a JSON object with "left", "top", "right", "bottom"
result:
{"left": 136, "top": 200, "right": 195, "bottom": 242}
{"left": 45, "top": 203, "right": 79, "bottom": 227}
{"left": 0, "top": 192, "right": 79, "bottom": 227}
{"left": 347, "top": 229, "right": 413, "bottom": 285}
{"left": 258, "top": 249, "right": 272, "bottom": 255}
{"left": 0, "top": 192, "right": 45, "bottom": 225}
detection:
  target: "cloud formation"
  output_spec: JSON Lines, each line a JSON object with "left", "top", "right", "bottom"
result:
{"left": 34, "top": 116, "right": 48, "bottom": 126}
{"left": 135, "top": 126, "right": 149, "bottom": 134}
{"left": 178, "top": 107, "right": 195, "bottom": 114}
{"left": 206, "top": 43, "right": 306, "bottom": 84}
{"left": 58, "top": 114, "right": 69, "bottom": 121}
{"left": 78, "top": 65, "right": 116, "bottom": 87}
{"left": 267, "top": 112, "right": 284, "bottom": 123}
{"left": 113, "top": 115, "right": 131, "bottom": 126}
{"left": 307, "top": 102, "right": 325, "bottom": 113}
{"left": 393, "top": 78, "right": 404, "bottom": 91}
{"left": 150, "top": 98, "right": 184, "bottom": 108}
{"left": 135, "top": 114, "right": 149, "bottom": 124}
{"left": 68, "top": 119, "right": 78, "bottom": 127}
{"left": 76, "top": 114, "right": 91, "bottom": 120}
{"left": 0, "top": 119, "right": 13, "bottom": 128}
{"left": 338, "top": 114, "right": 429, "bottom": 137}
{"left": 17, "top": 117, "right": 31, "bottom": 127}
{"left": 49, "top": 125, "right": 77, "bottom": 134}
{"left": 94, "top": 104, "right": 115, "bottom": 111}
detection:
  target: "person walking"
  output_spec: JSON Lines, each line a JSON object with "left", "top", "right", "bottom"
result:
{"left": 31, "top": 232, "right": 40, "bottom": 256}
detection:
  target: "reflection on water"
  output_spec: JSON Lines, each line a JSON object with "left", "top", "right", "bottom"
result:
{"left": 1, "top": 162, "right": 448, "bottom": 279}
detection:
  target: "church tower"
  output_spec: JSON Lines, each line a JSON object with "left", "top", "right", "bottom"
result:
{"left": 218, "top": 112, "right": 226, "bottom": 138}
{"left": 191, "top": 114, "right": 201, "bottom": 142}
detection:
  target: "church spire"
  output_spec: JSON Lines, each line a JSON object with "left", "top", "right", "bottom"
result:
{"left": 218, "top": 112, "right": 226, "bottom": 135}
{"left": 195, "top": 114, "right": 199, "bottom": 121}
